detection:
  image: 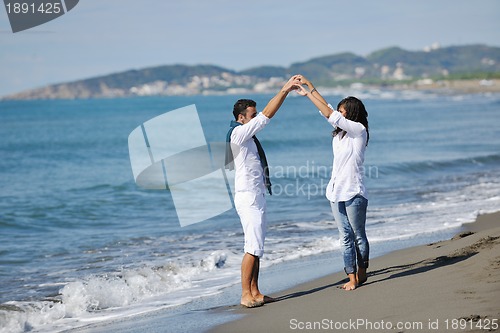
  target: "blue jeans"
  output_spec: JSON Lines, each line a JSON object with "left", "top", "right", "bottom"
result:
{"left": 331, "top": 195, "right": 369, "bottom": 275}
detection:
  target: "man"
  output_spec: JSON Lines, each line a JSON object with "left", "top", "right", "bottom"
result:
{"left": 225, "top": 75, "right": 300, "bottom": 308}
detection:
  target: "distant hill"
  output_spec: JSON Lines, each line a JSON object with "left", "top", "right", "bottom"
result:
{"left": 3, "top": 44, "right": 500, "bottom": 100}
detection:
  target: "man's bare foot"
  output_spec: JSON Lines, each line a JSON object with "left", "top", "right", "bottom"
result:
{"left": 342, "top": 273, "right": 357, "bottom": 290}
{"left": 240, "top": 294, "right": 264, "bottom": 308}
{"left": 254, "top": 294, "right": 276, "bottom": 304}
{"left": 357, "top": 267, "right": 367, "bottom": 286}
{"left": 240, "top": 299, "right": 264, "bottom": 308}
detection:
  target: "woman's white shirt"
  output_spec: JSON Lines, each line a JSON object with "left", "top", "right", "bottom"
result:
{"left": 324, "top": 107, "right": 368, "bottom": 202}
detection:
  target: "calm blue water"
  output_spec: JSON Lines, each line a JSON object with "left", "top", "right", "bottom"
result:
{"left": 1, "top": 90, "right": 500, "bottom": 332}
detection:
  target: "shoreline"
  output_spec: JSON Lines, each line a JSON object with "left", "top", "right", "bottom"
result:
{"left": 390, "top": 79, "right": 500, "bottom": 95}
{"left": 2, "top": 79, "right": 500, "bottom": 101}
{"left": 67, "top": 213, "right": 499, "bottom": 333}
{"left": 209, "top": 212, "right": 500, "bottom": 333}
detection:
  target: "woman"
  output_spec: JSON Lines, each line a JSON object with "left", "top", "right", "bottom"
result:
{"left": 297, "top": 76, "right": 370, "bottom": 290}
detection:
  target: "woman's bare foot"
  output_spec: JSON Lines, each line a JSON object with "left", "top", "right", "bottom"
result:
{"left": 342, "top": 273, "right": 357, "bottom": 290}
{"left": 357, "top": 267, "right": 367, "bottom": 286}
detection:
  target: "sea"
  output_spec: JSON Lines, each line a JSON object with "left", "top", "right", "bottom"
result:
{"left": 1, "top": 88, "right": 500, "bottom": 333}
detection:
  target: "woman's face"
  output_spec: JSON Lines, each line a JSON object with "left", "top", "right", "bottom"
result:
{"left": 338, "top": 105, "right": 347, "bottom": 118}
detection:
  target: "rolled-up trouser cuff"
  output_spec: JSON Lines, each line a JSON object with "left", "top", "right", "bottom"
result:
{"left": 344, "top": 261, "right": 369, "bottom": 275}
{"left": 344, "top": 266, "right": 356, "bottom": 275}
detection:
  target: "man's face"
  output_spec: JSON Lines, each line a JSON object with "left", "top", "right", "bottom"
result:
{"left": 239, "top": 106, "right": 257, "bottom": 124}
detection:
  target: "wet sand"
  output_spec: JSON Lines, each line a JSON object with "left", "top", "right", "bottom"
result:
{"left": 209, "top": 212, "right": 500, "bottom": 333}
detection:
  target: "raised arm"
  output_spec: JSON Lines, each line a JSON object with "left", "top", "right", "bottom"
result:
{"left": 298, "top": 75, "right": 329, "bottom": 107}
{"left": 328, "top": 111, "right": 366, "bottom": 137}
{"left": 296, "top": 80, "right": 366, "bottom": 137}
{"left": 261, "top": 75, "right": 301, "bottom": 119}
{"left": 296, "top": 83, "right": 334, "bottom": 118}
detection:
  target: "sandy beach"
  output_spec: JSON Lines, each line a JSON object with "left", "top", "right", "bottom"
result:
{"left": 209, "top": 212, "right": 500, "bottom": 333}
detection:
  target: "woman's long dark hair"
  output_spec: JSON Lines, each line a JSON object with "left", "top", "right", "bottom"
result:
{"left": 333, "top": 96, "right": 369, "bottom": 145}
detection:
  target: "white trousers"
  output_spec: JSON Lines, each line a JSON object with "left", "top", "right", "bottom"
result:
{"left": 234, "top": 191, "right": 267, "bottom": 257}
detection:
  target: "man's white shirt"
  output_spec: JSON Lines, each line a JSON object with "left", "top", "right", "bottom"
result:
{"left": 230, "top": 113, "right": 270, "bottom": 195}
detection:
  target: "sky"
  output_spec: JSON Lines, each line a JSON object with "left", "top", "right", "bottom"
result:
{"left": 1, "top": 0, "right": 499, "bottom": 97}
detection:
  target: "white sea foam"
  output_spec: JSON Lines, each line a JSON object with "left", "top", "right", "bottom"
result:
{"left": 0, "top": 251, "right": 233, "bottom": 333}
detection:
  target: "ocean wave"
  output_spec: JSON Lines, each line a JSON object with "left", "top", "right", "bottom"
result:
{"left": 0, "top": 251, "right": 230, "bottom": 333}
{"left": 380, "top": 153, "right": 500, "bottom": 176}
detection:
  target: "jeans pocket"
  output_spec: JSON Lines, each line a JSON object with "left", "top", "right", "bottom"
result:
{"left": 348, "top": 194, "right": 367, "bottom": 208}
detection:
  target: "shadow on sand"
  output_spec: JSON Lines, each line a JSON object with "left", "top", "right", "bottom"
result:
{"left": 272, "top": 249, "right": 478, "bottom": 303}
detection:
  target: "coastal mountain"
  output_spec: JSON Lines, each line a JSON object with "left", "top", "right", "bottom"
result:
{"left": 3, "top": 44, "right": 500, "bottom": 100}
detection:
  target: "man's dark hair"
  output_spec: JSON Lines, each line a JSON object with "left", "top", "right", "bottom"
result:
{"left": 233, "top": 99, "right": 257, "bottom": 120}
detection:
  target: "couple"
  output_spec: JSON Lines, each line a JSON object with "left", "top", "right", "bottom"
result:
{"left": 225, "top": 75, "right": 370, "bottom": 308}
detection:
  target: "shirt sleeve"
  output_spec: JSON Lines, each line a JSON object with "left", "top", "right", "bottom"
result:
{"left": 231, "top": 113, "right": 270, "bottom": 145}
{"left": 318, "top": 103, "right": 335, "bottom": 119}
{"left": 327, "top": 110, "right": 366, "bottom": 137}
